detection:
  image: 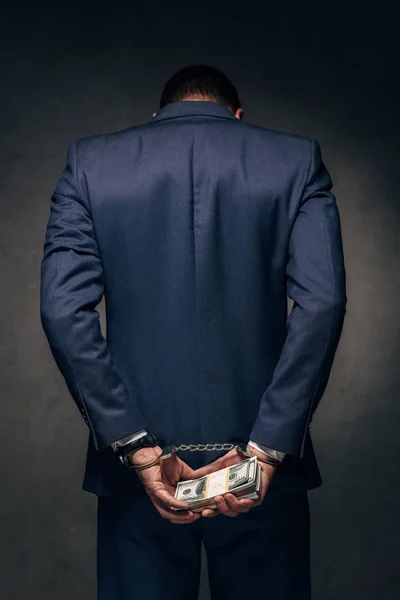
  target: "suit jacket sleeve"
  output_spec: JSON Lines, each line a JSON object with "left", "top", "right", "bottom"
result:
{"left": 40, "top": 140, "right": 147, "bottom": 450}
{"left": 249, "top": 139, "right": 347, "bottom": 458}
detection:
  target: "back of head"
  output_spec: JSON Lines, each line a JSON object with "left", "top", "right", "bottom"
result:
{"left": 159, "top": 64, "right": 241, "bottom": 112}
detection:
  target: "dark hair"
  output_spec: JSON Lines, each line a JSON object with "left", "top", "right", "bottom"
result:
{"left": 159, "top": 64, "right": 241, "bottom": 111}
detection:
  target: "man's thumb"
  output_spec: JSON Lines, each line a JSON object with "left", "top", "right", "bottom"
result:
{"left": 190, "top": 459, "right": 226, "bottom": 479}
{"left": 180, "top": 460, "right": 198, "bottom": 480}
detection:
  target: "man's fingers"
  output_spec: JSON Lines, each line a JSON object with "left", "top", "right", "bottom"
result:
{"left": 224, "top": 493, "right": 253, "bottom": 513}
{"left": 153, "top": 488, "right": 191, "bottom": 511}
{"left": 214, "top": 495, "right": 239, "bottom": 517}
{"left": 167, "top": 510, "right": 202, "bottom": 524}
{"left": 201, "top": 507, "right": 220, "bottom": 518}
{"left": 191, "top": 450, "right": 242, "bottom": 478}
{"left": 179, "top": 459, "right": 198, "bottom": 481}
{"left": 158, "top": 507, "right": 201, "bottom": 524}
{"left": 190, "top": 460, "right": 225, "bottom": 478}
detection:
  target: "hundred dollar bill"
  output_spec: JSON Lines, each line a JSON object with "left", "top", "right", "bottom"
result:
{"left": 174, "top": 456, "right": 260, "bottom": 511}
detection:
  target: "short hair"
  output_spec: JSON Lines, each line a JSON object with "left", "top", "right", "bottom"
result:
{"left": 159, "top": 64, "right": 241, "bottom": 111}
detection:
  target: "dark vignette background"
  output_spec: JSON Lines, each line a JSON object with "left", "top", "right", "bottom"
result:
{"left": 1, "top": 2, "right": 399, "bottom": 599}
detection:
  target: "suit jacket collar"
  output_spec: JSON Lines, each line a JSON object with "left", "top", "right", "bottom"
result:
{"left": 150, "top": 100, "right": 238, "bottom": 123}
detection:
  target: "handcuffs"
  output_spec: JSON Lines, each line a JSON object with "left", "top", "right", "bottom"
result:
{"left": 128, "top": 439, "right": 281, "bottom": 471}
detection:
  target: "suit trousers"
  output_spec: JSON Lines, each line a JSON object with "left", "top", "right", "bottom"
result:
{"left": 96, "top": 487, "right": 311, "bottom": 600}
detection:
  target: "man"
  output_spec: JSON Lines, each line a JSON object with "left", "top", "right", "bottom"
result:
{"left": 40, "top": 64, "right": 347, "bottom": 599}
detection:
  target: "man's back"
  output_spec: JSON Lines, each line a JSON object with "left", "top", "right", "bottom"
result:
{"left": 41, "top": 100, "right": 346, "bottom": 496}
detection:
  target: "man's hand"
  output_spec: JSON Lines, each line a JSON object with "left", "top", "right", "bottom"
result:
{"left": 189, "top": 446, "right": 278, "bottom": 518}
{"left": 129, "top": 446, "right": 201, "bottom": 524}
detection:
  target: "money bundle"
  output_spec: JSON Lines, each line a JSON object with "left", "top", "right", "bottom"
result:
{"left": 174, "top": 456, "right": 261, "bottom": 512}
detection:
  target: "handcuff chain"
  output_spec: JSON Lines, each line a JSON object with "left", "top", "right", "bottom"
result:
{"left": 176, "top": 443, "right": 236, "bottom": 452}
{"left": 134, "top": 440, "right": 279, "bottom": 471}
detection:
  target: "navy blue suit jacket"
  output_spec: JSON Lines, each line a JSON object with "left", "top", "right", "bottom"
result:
{"left": 40, "top": 100, "right": 347, "bottom": 495}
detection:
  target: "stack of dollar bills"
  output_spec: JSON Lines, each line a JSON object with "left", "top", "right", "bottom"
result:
{"left": 173, "top": 456, "right": 260, "bottom": 512}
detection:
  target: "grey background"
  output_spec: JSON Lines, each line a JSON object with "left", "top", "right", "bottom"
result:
{"left": 1, "top": 3, "right": 399, "bottom": 599}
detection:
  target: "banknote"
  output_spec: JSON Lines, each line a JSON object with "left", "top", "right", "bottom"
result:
{"left": 174, "top": 456, "right": 260, "bottom": 512}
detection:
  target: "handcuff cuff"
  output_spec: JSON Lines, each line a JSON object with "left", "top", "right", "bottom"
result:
{"left": 116, "top": 433, "right": 282, "bottom": 471}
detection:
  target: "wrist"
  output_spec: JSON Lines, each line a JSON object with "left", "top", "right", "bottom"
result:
{"left": 128, "top": 445, "right": 162, "bottom": 467}
{"left": 248, "top": 440, "right": 286, "bottom": 462}
{"left": 114, "top": 432, "right": 159, "bottom": 467}
{"left": 245, "top": 444, "right": 280, "bottom": 468}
